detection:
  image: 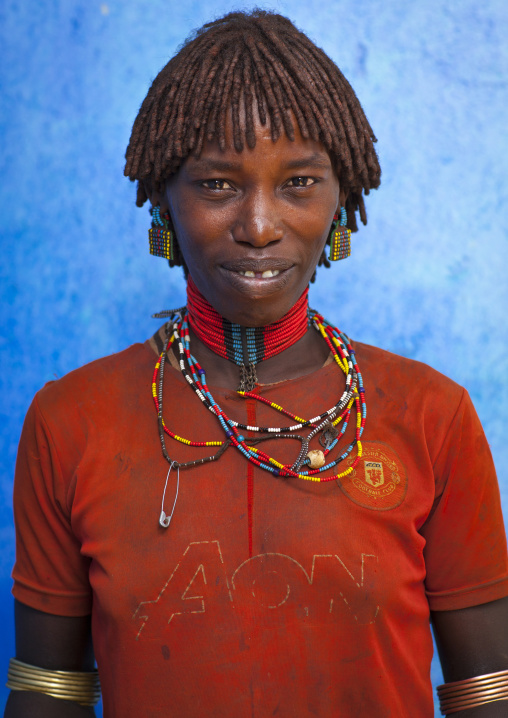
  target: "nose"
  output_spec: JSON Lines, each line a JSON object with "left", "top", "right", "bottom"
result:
{"left": 233, "top": 191, "right": 284, "bottom": 247}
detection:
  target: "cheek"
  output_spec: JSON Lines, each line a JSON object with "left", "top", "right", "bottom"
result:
{"left": 298, "top": 217, "right": 331, "bottom": 258}
{"left": 170, "top": 200, "right": 226, "bottom": 260}
{"left": 170, "top": 208, "right": 209, "bottom": 263}
{"left": 290, "top": 186, "right": 338, "bottom": 255}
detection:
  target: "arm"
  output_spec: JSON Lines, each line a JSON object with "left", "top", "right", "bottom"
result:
{"left": 432, "top": 596, "right": 508, "bottom": 717}
{"left": 4, "top": 600, "right": 96, "bottom": 718}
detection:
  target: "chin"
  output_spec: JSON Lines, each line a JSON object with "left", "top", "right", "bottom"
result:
{"left": 191, "top": 267, "right": 310, "bottom": 327}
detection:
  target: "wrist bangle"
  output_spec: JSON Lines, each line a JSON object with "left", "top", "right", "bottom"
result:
{"left": 438, "top": 668, "right": 508, "bottom": 715}
{"left": 6, "top": 657, "right": 101, "bottom": 706}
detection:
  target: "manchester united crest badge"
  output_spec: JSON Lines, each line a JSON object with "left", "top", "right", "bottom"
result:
{"left": 337, "top": 442, "right": 407, "bottom": 510}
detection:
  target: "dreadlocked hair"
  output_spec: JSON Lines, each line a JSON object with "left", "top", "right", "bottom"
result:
{"left": 125, "top": 9, "right": 381, "bottom": 275}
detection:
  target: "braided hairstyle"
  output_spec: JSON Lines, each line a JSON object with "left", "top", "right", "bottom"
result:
{"left": 125, "top": 10, "right": 381, "bottom": 275}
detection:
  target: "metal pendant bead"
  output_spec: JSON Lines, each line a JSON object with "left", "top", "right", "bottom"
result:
{"left": 307, "top": 449, "right": 325, "bottom": 468}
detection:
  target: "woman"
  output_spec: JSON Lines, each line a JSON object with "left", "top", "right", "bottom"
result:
{"left": 5, "top": 10, "right": 508, "bottom": 718}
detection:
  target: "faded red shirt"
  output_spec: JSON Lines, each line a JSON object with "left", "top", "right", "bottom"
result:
{"left": 12, "top": 339, "right": 508, "bottom": 717}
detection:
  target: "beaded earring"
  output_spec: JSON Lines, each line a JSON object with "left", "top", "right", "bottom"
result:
{"left": 149, "top": 205, "right": 175, "bottom": 261}
{"left": 328, "top": 207, "right": 351, "bottom": 261}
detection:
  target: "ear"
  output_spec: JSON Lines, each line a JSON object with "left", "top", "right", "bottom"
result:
{"left": 338, "top": 187, "right": 348, "bottom": 210}
{"left": 143, "top": 179, "right": 170, "bottom": 214}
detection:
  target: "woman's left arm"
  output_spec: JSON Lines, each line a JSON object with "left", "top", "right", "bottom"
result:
{"left": 431, "top": 596, "right": 508, "bottom": 717}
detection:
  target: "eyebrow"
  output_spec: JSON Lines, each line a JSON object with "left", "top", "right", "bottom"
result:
{"left": 283, "top": 153, "right": 331, "bottom": 170}
{"left": 186, "top": 158, "right": 243, "bottom": 173}
{"left": 186, "top": 152, "right": 331, "bottom": 174}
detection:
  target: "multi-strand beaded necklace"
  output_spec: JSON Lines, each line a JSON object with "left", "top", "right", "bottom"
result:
{"left": 152, "top": 278, "right": 366, "bottom": 522}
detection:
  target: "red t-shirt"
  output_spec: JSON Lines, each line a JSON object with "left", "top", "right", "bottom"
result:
{"left": 12, "top": 338, "right": 508, "bottom": 717}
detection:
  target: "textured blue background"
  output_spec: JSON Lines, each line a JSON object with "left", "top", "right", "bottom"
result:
{"left": 1, "top": 1, "right": 507, "bottom": 714}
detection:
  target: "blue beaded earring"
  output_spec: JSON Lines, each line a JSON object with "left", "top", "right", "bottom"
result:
{"left": 328, "top": 207, "right": 351, "bottom": 261}
{"left": 149, "top": 205, "right": 175, "bottom": 261}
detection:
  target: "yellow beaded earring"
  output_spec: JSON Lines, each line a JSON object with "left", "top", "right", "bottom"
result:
{"left": 148, "top": 205, "right": 175, "bottom": 261}
{"left": 328, "top": 207, "right": 351, "bottom": 261}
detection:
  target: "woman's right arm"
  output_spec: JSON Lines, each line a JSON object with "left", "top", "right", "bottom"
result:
{"left": 4, "top": 600, "right": 96, "bottom": 718}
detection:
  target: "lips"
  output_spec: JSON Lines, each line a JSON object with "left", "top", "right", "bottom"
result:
{"left": 221, "top": 258, "right": 294, "bottom": 274}
{"left": 219, "top": 259, "right": 294, "bottom": 295}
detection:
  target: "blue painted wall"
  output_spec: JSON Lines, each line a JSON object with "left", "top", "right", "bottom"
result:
{"left": 1, "top": 1, "right": 507, "bottom": 714}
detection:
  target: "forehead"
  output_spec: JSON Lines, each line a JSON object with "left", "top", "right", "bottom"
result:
{"left": 184, "top": 105, "right": 332, "bottom": 171}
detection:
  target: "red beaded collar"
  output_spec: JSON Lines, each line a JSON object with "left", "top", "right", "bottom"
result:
{"left": 186, "top": 275, "right": 309, "bottom": 371}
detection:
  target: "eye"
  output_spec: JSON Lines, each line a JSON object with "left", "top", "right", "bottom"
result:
{"left": 287, "top": 176, "right": 317, "bottom": 188}
{"left": 201, "top": 179, "right": 233, "bottom": 191}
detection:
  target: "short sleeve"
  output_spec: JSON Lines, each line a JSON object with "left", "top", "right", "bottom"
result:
{"left": 422, "top": 389, "right": 508, "bottom": 611}
{"left": 12, "top": 393, "right": 93, "bottom": 616}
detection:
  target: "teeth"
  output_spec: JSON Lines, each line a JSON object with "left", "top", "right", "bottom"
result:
{"left": 237, "top": 269, "right": 281, "bottom": 278}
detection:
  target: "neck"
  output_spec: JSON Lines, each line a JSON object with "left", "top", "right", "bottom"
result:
{"left": 182, "top": 277, "right": 328, "bottom": 391}
{"left": 187, "top": 276, "right": 310, "bottom": 369}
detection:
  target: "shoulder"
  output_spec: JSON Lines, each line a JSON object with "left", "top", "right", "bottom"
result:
{"left": 353, "top": 340, "right": 465, "bottom": 403}
{"left": 351, "top": 340, "right": 472, "bottom": 449}
{"left": 34, "top": 342, "right": 156, "bottom": 423}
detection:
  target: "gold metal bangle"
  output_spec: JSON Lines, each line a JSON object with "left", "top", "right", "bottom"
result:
{"left": 439, "top": 690, "right": 508, "bottom": 705}
{"left": 438, "top": 669, "right": 508, "bottom": 691}
{"left": 440, "top": 697, "right": 508, "bottom": 715}
{"left": 441, "top": 684, "right": 508, "bottom": 702}
{"left": 441, "top": 689, "right": 508, "bottom": 709}
{"left": 438, "top": 669, "right": 508, "bottom": 716}
{"left": 7, "top": 674, "right": 100, "bottom": 697}
{"left": 440, "top": 681, "right": 508, "bottom": 704}
{"left": 440, "top": 677, "right": 508, "bottom": 692}
{"left": 439, "top": 677, "right": 508, "bottom": 697}
{"left": 6, "top": 658, "right": 101, "bottom": 707}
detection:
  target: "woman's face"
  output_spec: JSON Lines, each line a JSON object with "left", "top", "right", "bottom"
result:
{"left": 164, "top": 115, "right": 342, "bottom": 327}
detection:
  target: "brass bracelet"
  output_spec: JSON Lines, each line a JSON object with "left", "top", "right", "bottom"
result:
{"left": 6, "top": 658, "right": 101, "bottom": 707}
{"left": 438, "top": 669, "right": 508, "bottom": 715}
